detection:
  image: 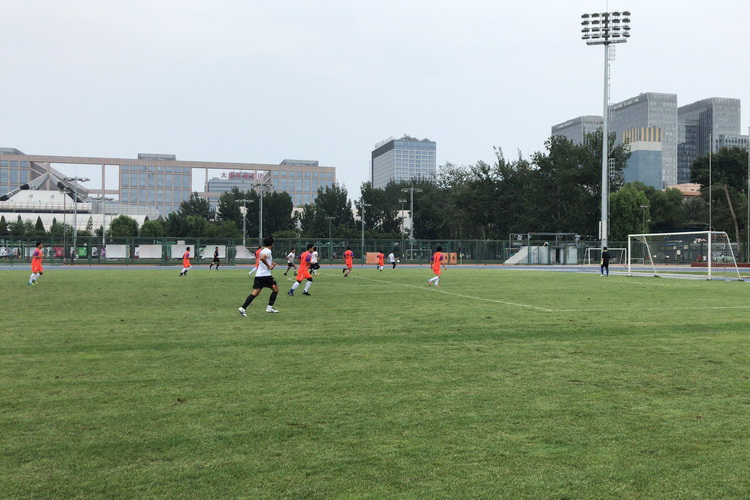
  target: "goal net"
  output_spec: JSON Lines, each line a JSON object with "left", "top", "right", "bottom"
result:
{"left": 585, "top": 247, "right": 627, "bottom": 265}
{"left": 627, "top": 231, "right": 742, "bottom": 280}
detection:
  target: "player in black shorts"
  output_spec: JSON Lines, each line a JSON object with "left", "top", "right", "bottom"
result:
{"left": 239, "top": 237, "right": 280, "bottom": 315}
{"left": 209, "top": 247, "right": 220, "bottom": 270}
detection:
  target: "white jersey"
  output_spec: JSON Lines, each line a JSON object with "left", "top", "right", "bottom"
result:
{"left": 388, "top": 253, "right": 395, "bottom": 263}
{"left": 311, "top": 251, "right": 319, "bottom": 264}
{"left": 286, "top": 251, "right": 295, "bottom": 263}
{"left": 256, "top": 247, "right": 273, "bottom": 277}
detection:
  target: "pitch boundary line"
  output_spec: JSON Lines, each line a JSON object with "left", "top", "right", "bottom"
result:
{"left": 353, "top": 275, "right": 554, "bottom": 312}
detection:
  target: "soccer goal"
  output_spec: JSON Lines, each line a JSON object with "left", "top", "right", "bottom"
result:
{"left": 627, "top": 231, "right": 742, "bottom": 280}
{"left": 585, "top": 247, "right": 627, "bottom": 265}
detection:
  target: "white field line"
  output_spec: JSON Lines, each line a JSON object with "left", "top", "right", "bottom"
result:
{"left": 353, "top": 275, "right": 554, "bottom": 312}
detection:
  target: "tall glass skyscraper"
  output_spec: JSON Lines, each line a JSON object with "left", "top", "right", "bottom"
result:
{"left": 678, "top": 98, "right": 742, "bottom": 184}
{"left": 608, "top": 93, "right": 678, "bottom": 188}
{"left": 371, "top": 135, "right": 436, "bottom": 189}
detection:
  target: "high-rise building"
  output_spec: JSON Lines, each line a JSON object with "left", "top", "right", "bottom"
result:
{"left": 620, "top": 127, "right": 663, "bottom": 189}
{"left": 609, "top": 93, "right": 678, "bottom": 188}
{"left": 371, "top": 135, "right": 436, "bottom": 189}
{"left": 550, "top": 116, "right": 603, "bottom": 145}
{"left": 678, "top": 98, "right": 743, "bottom": 183}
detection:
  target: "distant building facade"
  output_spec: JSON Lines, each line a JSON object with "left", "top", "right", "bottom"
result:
{"left": 678, "top": 97, "right": 743, "bottom": 184}
{"left": 0, "top": 149, "right": 336, "bottom": 216}
{"left": 609, "top": 93, "right": 678, "bottom": 188}
{"left": 550, "top": 116, "right": 603, "bottom": 145}
{"left": 371, "top": 135, "right": 436, "bottom": 189}
{"left": 620, "top": 127, "right": 663, "bottom": 189}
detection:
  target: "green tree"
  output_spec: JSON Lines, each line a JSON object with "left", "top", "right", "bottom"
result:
{"left": 609, "top": 184, "right": 650, "bottom": 241}
{"left": 690, "top": 147, "right": 749, "bottom": 243}
{"left": 179, "top": 192, "right": 212, "bottom": 219}
{"left": 0, "top": 216, "right": 8, "bottom": 237}
{"left": 109, "top": 215, "right": 139, "bottom": 237}
{"left": 300, "top": 183, "right": 355, "bottom": 237}
{"left": 358, "top": 181, "right": 403, "bottom": 238}
{"left": 183, "top": 215, "right": 210, "bottom": 237}
{"left": 140, "top": 220, "right": 166, "bottom": 237}
{"left": 164, "top": 213, "right": 186, "bottom": 237}
{"left": 34, "top": 216, "right": 46, "bottom": 236}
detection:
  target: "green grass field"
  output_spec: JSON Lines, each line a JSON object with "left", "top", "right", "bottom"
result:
{"left": 3, "top": 265, "right": 750, "bottom": 498}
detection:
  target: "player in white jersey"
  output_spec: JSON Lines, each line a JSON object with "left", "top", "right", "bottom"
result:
{"left": 238, "top": 237, "right": 280, "bottom": 315}
{"left": 284, "top": 248, "right": 296, "bottom": 276}
{"left": 310, "top": 246, "right": 320, "bottom": 275}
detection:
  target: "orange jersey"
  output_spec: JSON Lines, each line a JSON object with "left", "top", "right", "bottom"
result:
{"left": 254, "top": 248, "right": 262, "bottom": 268}
{"left": 297, "top": 251, "right": 312, "bottom": 280}
{"left": 431, "top": 251, "right": 443, "bottom": 273}
{"left": 32, "top": 248, "right": 44, "bottom": 273}
{"left": 182, "top": 251, "right": 191, "bottom": 267}
{"left": 344, "top": 249, "right": 354, "bottom": 265}
{"left": 377, "top": 253, "right": 385, "bottom": 265}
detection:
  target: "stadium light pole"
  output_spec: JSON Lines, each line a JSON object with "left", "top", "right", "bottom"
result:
{"left": 360, "top": 202, "right": 371, "bottom": 264}
{"left": 98, "top": 196, "right": 114, "bottom": 256}
{"left": 581, "top": 10, "right": 631, "bottom": 248}
{"left": 235, "top": 198, "right": 252, "bottom": 247}
{"left": 401, "top": 187, "right": 423, "bottom": 260}
{"left": 747, "top": 126, "right": 749, "bottom": 261}
{"left": 255, "top": 182, "right": 273, "bottom": 244}
{"left": 326, "top": 216, "right": 334, "bottom": 262}
{"left": 640, "top": 204, "right": 648, "bottom": 233}
{"left": 398, "top": 198, "right": 407, "bottom": 256}
{"left": 64, "top": 177, "right": 90, "bottom": 260}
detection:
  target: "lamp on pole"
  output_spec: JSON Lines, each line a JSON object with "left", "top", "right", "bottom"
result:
{"left": 640, "top": 204, "right": 649, "bottom": 234}
{"left": 98, "top": 196, "right": 114, "bottom": 257}
{"left": 401, "top": 187, "right": 423, "bottom": 260}
{"left": 581, "top": 10, "right": 631, "bottom": 248}
{"left": 360, "top": 202, "right": 371, "bottom": 264}
{"left": 235, "top": 199, "right": 252, "bottom": 247}
{"left": 64, "top": 177, "right": 90, "bottom": 261}
{"left": 254, "top": 182, "right": 273, "bottom": 244}
{"left": 398, "top": 198, "right": 407, "bottom": 256}
{"left": 325, "top": 216, "right": 334, "bottom": 263}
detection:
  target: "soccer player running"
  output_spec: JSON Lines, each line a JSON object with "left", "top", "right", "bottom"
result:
{"left": 289, "top": 243, "right": 314, "bottom": 296}
{"left": 343, "top": 246, "right": 354, "bottom": 277}
{"left": 29, "top": 242, "right": 44, "bottom": 285}
{"left": 388, "top": 251, "right": 397, "bottom": 270}
{"left": 600, "top": 246, "right": 611, "bottom": 277}
{"left": 209, "top": 247, "right": 220, "bottom": 270}
{"left": 283, "top": 247, "right": 297, "bottom": 276}
{"left": 248, "top": 246, "right": 262, "bottom": 276}
{"left": 310, "top": 246, "right": 320, "bottom": 275}
{"left": 376, "top": 250, "right": 385, "bottom": 271}
{"left": 427, "top": 245, "right": 447, "bottom": 287}
{"left": 239, "top": 236, "right": 280, "bottom": 315}
{"left": 178, "top": 247, "right": 192, "bottom": 276}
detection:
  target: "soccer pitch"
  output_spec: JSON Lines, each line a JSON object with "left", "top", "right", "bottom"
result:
{"left": 3, "top": 266, "right": 750, "bottom": 498}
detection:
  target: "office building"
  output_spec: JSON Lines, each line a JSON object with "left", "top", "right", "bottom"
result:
{"left": 550, "top": 116, "right": 603, "bottom": 145}
{"left": 0, "top": 149, "right": 336, "bottom": 216}
{"left": 609, "top": 93, "right": 678, "bottom": 188}
{"left": 371, "top": 135, "right": 436, "bottom": 189}
{"left": 678, "top": 98, "right": 744, "bottom": 183}
{"left": 620, "top": 127, "right": 663, "bottom": 189}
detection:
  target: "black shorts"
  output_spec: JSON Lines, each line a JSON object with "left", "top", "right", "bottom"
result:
{"left": 212, "top": 258, "right": 220, "bottom": 263}
{"left": 253, "top": 275, "right": 277, "bottom": 290}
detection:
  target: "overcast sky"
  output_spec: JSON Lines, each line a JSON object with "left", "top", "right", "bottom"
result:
{"left": 2, "top": 0, "right": 749, "bottom": 198}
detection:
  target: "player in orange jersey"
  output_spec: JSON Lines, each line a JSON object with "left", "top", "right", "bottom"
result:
{"left": 427, "top": 245, "right": 447, "bottom": 287}
{"left": 343, "top": 247, "right": 354, "bottom": 277}
{"left": 29, "top": 242, "right": 44, "bottom": 285}
{"left": 288, "top": 243, "right": 314, "bottom": 296}
{"left": 376, "top": 250, "right": 385, "bottom": 271}
{"left": 178, "top": 247, "right": 192, "bottom": 276}
{"left": 248, "top": 246, "right": 262, "bottom": 276}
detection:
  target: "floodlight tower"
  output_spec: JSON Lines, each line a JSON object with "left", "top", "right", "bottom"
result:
{"left": 401, "top": 187, "right": 422, "bottom": 259}
{"left": 254, "top": 182, "right": 273, "bottom": 244}
{"left": 64, "top": 177, "right": 90, "bottom": 259}
{"left": 235, "top": 199, "right": 252, "bottom": 247}
{"left": 581, "top": 10, "right": 631, "bottom": 248}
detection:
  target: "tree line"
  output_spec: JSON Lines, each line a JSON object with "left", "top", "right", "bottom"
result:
{"left": 1, "top": 133, "right": 747, "bottom": 244}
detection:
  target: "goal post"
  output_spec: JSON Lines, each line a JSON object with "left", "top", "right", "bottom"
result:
{"left": 627, "top": 231, "right": 742, "bottom": 280}
{"left": 585, "top": 247, "right": 627, "bottom": 265}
